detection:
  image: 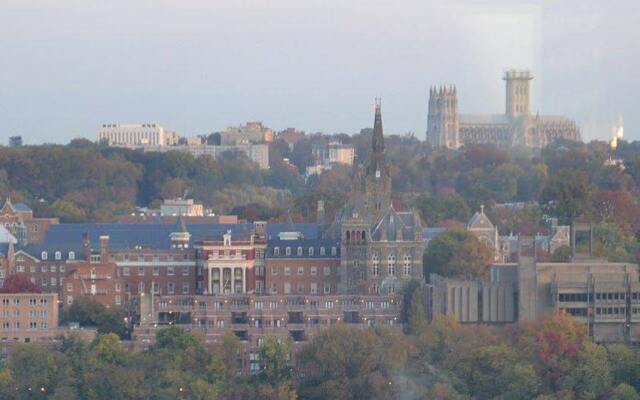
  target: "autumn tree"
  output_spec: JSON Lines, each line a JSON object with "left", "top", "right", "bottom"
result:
{"left": 423, "top": 230, "right": 493, "bottom": 279}
{"left": 0, "top": 273, "right": 41, "bottom": 293}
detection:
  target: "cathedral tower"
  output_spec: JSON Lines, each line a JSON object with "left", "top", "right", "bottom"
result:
{"left": 426, "top": 85, "right": 459, "bottom": 149}
{"left": 364, "top": 99, "right": 391, "bottom": 222}
{"left": 504, "top": 69, "right": 533, "bottom": 118}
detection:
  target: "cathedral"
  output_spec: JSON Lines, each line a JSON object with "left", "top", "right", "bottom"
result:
{"left": 426, "top": 69, "right": 581, "bottom": 149}
{"left": 332, "top": 100, "right": 425, "bottom": 295}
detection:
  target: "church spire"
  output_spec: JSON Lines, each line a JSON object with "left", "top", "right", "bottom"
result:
{"left": 372, "top": 98, "right": 384, "bottom": 154}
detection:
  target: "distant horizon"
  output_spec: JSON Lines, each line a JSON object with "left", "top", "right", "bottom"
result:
{"left": 2, "top": 0, "right": 638, "bottom": 144}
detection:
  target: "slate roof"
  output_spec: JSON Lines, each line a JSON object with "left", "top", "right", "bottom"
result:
{"left": 17, "top": 222, "right": 320, "bottom": 259}
{"left": 14, "top": 203, "right": 32, "bottom": 212}
{"left": 371, "top": 207, "right": 422, "bottom": 241}
{"left": 266, "top": 238, "right": 340, "bottom": 259}
{"left": 0, "top": 243, "right": 10, "bottom": 257}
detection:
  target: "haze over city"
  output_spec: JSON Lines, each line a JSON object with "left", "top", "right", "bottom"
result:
{"left": 1, "top": 0, "right": 639, "bottom": 143}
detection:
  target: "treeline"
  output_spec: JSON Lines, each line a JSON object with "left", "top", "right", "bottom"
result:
{"left": 2, "top": 137, "right": 640, "bottom": 232}
{"left": 1, "top": 312, "right": 639, "bottom": 399}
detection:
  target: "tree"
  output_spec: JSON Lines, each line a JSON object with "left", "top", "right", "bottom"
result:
{"left": 610, "top": 384, "right": 640, "bottom": 400}
{"left": 552, "top": 245, "right": 572, "bottom": 262}
{"left": 0, "top": 273, "right": 41, "bottom": 293}
{"left": 155, "top": 326, "right": 201, "bottom": 351}
{"left": 64, "top": 297, "right": 127, "bottom": 338}
{"left": 423, "top": 230, "right": 493, "bottom": 279}
{"left": 402, "top": 280, "right": 428, "bottom": 335}
{"left": 541, "top": 169, "right": 594, "bottom": 224}
{"left": 414, "top": 192, "right": 470, "bottom": 225}
{"left": 486, "top": 163, "right": 524, "bottom": 202}
{"left": 571, "top": 342, "right": 613, "bottom": 399}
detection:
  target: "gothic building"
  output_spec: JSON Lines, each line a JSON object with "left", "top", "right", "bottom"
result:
{"left": 427, "top": 69, "right": 581, "bottom": 149}
{"left": 335, "top": 101, "right": 425, "bottom": 295}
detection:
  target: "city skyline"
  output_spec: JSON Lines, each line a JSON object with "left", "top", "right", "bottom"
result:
{"left": 1, "top": 0, "right": 638, "bottom": 144}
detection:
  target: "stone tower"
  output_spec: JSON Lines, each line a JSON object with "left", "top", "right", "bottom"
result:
{"left": 364, "top": 99, "right": 391, "bottom": 222}
{"left": 504, "top": 69, "right": 533, "bottom": 117}
{"left": 426, "top": 85, "right": 459, "bottom": 149}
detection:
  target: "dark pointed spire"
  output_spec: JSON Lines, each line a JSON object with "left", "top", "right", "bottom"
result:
{"left": 372, "top": 97, "right": 384, "bottom": 154}
{"left": 175, "top": 214, "right": 188, "bottom": 233}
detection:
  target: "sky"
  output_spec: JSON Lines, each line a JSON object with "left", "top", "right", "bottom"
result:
{"left": 1, "top": 0, "right": 638, "bottom": 144}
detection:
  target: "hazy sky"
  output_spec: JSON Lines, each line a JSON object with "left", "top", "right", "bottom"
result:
{"left": 1, "top": 0, "right": 638, "bottom": 144}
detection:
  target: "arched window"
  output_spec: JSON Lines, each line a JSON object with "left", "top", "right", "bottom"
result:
{"left": 319, "top": 247, "right": 326, "bottom": 256}
{"left": 372, "top": 254, "right": 379, "bottom": 277}
{"left": 274, "top": 247, "right": 280, "bottom": 256}
{"left": 346, "top": 231, "right": 350, "bottom": 241}
{"left": 308, "top": 247, "right": 314, "bottom": 256}
{"left": 372, "top": 283, "right": 380, "bottom": 295}
{"left": 55, "top": 251, "right": 61, "bottom": 260}
{"left": 297, "top": 247, "right": 303, "bottom": 256}
{"left": 387, "top": 254, "right": 396, "bottom": 276}
{"left": 361, "top": 231, "right": 366, "bottom": 241}
{"left": 68, "top": 251, "right": 75, "bottom": 260}
{"left": 403, "top": 255, "right": 412, "bottom": 276}
{"left": 41, "top": 251, "right": 48, "bottom": 260}
{"left": 285, "top": 247, "right": 291, "bottom": 256}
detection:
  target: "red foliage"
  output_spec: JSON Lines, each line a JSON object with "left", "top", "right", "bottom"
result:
{"left": 0, "top": 273, "right": 42, "bottom": 293}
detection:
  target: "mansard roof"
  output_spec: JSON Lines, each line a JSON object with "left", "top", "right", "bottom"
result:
{"left": 14, "top": 203, "right": 32, "bottom": 212}
{"left": 266, "top": 238, "right": 340, "bottom": 259}
{"left": 371, "top": 206, "right": 422, "bottom": 242}
{"left": 18, "top": 222, "right": 320, "bottom": 257}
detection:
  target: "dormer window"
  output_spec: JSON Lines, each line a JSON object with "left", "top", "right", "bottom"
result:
{"left": 68, "top": 251, "right": 75, "bottom": 260}
{"left": 274, "top": 247, "right": 280, "bottom": 256}
{"left": 375, "top": 169, "right": 381, "bottom": 178}
{"left": 297, "top": 247, "right": 302, "bottom": 256}
{"left": 331, "top": 247, "right": 337, "bottom": 256}
{"left": 308, "top": 247, "right": 314, "bottom": 256}
{"left": 41, "top": 252, "right": 47, "bottom": 260}
{"left": 54, "top": 251, "right": 62, "bottom": 260}
{"left": 320, "top": 247, "right": 326, "bottom": 256}
{"left": 285, "top": 247, "right": 291, "bottom": 256}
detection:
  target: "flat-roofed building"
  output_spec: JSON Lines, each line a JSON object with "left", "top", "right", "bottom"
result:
{"left": 0, "top": 293, "right": 59, "bottom": 346}
{"left": 98, "top": 123, "right": 177, "bottom": 147}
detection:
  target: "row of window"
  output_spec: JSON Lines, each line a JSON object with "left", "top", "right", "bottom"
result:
{"left": 2, "top": 309, "right": 48, "bottom": 318}
{"left": 40, "top": 251, "right": 74, "bottom": 261}
{"left": 558, "top": 292, "right": 640, "bottom": 302}
{"left": 371, "top": 255, "right": 412, "bottom": 277}
{"left": 270, "top": 265, "right": 332, "bottom": 276}
{"left": 15, "top": 264, "right": 67, "bottom": 274}
{"left": 272, "top": 246, "right": 337, "bottom": 257}
{"left": 272, "top": 282, "right": 332, "bottom": 295}
{"left": 1, "top": 321, "right": 49, "bottom": 330}
{"left": 121, "top": 266, "right": 190, "bottom": 277}
{"left": 1, "top": 298, "right": 49, "bottom": 305}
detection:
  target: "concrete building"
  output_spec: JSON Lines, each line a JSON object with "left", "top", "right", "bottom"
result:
{"left": 428, "top": 257, "right": 640, "bottom": 343}
{"left": 0, "top": 293, "right": 59, "bottom": 345}
{"left": 160, "top": 198, "right": 204, "bottom": 217}
{"left": 142, "top": 143, "right": 270, "bottom": 169}
{"left": 312, "top": 142, "right": 355, "bottom": 167}
{"left": 427, "top": 70, "right": 581, "bottom": 149}
{"left": 98, "top": 123, "right": 177, "bottom": 146}
{"left": 221, "top": 122, "right": 273, "bottom": 145}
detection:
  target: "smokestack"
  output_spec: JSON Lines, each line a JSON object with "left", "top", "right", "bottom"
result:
{"left": 317, "top": 200, "right": 325, "bottom": 225}
{"left": 82, "top": 232, "right": 90, "bottom": 261}
{"left": 100, "top": 235, "right": 110, "bottom": 262}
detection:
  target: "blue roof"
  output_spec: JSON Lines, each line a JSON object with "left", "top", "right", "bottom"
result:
{"left": 18, "top": 222, "right": 321, "bottom": 259}
{"left": 14, "top": 203, "right": 32, "bottom": 212}
{"left": 0, "top": 243, "right": 9, "bottom": 257}
{"left": 266, "top": 237, "right": 340, "bottom": 259}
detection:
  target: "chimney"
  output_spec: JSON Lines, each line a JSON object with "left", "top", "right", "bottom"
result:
{"left": 100, "top": 235, "right": 110, "bottom": 262}
{"left": 317, "top": 200, "right": 325, "bottom": 225}
{"left": 82, "top": 232, "right": 90, "bottom": 261}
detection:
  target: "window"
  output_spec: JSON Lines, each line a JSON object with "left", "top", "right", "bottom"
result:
{"left": 138, "top": 282, "right": 145, "bottom": 293}
{"left": 50, "top": 277, "right": 56, "bottom": 286}
{"left": 286, "top": 247, "right": 291, "bottom": 256}
{"left": 297, "top": 247, "right": 303, "bottom": 256}
{"left": 387, "top": 254, "right": 396, "bottom": 276}
{"left": 309, "top": 247, "right": 314, "bottom": 256}
{"left": 372, "top": 254, "right": 380, "bottom": 277}
{"left": 324, "top": 284, "right": 331, "bottom": 294}
{"left": 274, "top": 247, "right": 280, "bottom": 256}
{"left": 310, "top": 266, "right": 317, "bottom": 276}
{"left": 324, "top": 266, "right": 331, "bottom": 276}
{"left": 41, "top": 277, "right": 47, "bottom": 286}
{"left": 320, "top": 247, "right": 326, "bottom": 256}
{"left": 67, "top": 283, "right": 73, "bottom": 292}
{"left": 153, "top": 266, "right": 159, "bottom": 276}
{"left": 30, "top": 266, "right": 36, "bottom": 273}
{"left": 284, "top": 266, "right": 291, "bottom": 276}
{"left": 284, "top": 282, "right": 291, "bottom": 294}
{"left": 50, "top": 265, "right": 56, "bottom": 273}
{"left": 167, "top": 266, "right": 175, "bottom": 276}
{"left": 115, "top": 295, "right": 121, "bottom": 306}
{"left": 297, "top": 266, "right": 304, "bottom": 275}
{"left": 67, "top": 295, "right": 73, "bottom": 305}
{"left": 153, "top": 282, "right": 160, "bottom": 294}
{"left": 55, "top": 251, "right": 61, "bottom": 260}
{"left": 182, "top": 283, "right": 190, "bottom": 294}
{"left": 59, "top": 265, "right": 65, "bottom": 273}
{"left": 123, "top": 267, "right": 129, "bottom": 276}
{"left": 182, "top": 266, "right": 189, "bottom": 276}
{"left": 41, "top": 251, "right": 47, "bottom": 260}
{"left": 403, "top": 255, "right": 412, "bottom": 276}
{"left": 311, "top": 282, "right": 318, "bottom": 295}
{"left": 331, "top": 247, "right": 337, "bottom": 256}
{"left": 138, "top": 267, "right": 144, "bottom": 276}
{"left": 271, "top": 266, "right": 278, "bottom": 275}
{"left": 115, "top": 283, "right": 121, "bottom": 292}
{"left": 68, "top": 251, "right": 75, "bottom": 260}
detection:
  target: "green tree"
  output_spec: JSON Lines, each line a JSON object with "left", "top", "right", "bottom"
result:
{"left": 402, "top": 280, "right": 428, "bottom": 335}
{"left": 552, "top": 245, "right": 572, "bottom": 262}
{"left": 423, "top": 230, "right": 493, "bottom": 279}
{"left": 610, "top": 384, "right": 640, "bottom": 400}
{"left": 414, "top": 193, "right": 471, "bottom": 225}
{"left": 541, "top": 169, "right": 594, "bottom": 224}
{"left": 571, "top": 342, "right": 613, "bottom": 399}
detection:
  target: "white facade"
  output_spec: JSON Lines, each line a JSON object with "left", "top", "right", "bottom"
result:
{"left": 160, "top": 199, "right": 204, "bottom": 217}
{"left": 98, "top": 123, "right": 176, "bottom": 146}
{"left": 142, "top": 144, "right": 270, "bottom": 169}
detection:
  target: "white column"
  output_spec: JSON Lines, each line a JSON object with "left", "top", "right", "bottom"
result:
{"left": 242, "top": 267, "right": 247, "bottom": 294}
{"left": 207, "top": 266, "right": 212, "bottom": 294}
{"left": 219, "top": 267, "right": 224, "bottom": 294}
